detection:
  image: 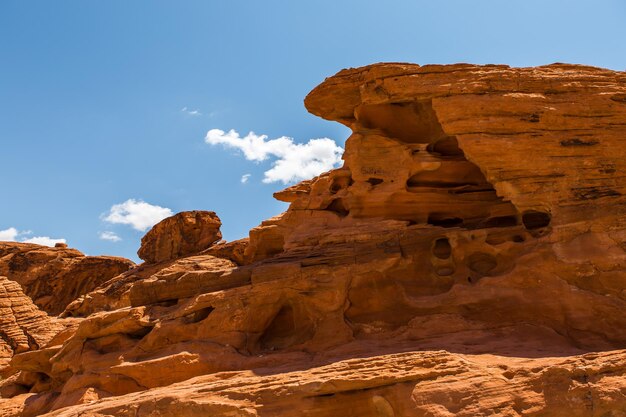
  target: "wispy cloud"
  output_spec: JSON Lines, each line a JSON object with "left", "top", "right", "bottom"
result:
{"left": 0, "top": 227, "right": 65, "bottom": 247}
{"left": 99, "top": 231, "right": 122, "bottom": 242}
{"left": 103, "top": 199, "right": 173, "bottom": 232}
{"left": 205, "top": 129, "right": 343, "bottom": 184}
{"left": 181, "top": 106, "right": 202, "bottom": 116}
{"left": 240, "top": 174, "right": 251, "bottom": 184}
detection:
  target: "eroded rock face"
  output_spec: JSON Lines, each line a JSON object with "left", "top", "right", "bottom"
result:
{"left": 137, "top": 211, "right": 222, "bottom": 263}
{"left": 61, "top": 239, "right": 249, "bottom": 319}
{"left": 0, "top": 242, "right": 134, "bottom": 315}
{"left": 0, "top": 63, "right": 625, "bottom": 416}
{"left": 0, "top": 276, "right": 64, "bottom": 372}
{"left": 4, "top": 350, "right": 626, "bottom": 417}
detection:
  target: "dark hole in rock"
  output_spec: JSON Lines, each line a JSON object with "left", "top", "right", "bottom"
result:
{"left": 560, "top": 138, "right": 599, "bottom": 147}
{"left": 522, "top": 210, "right": 551, "bottom": 230}
{"left": 427, "top": 214, "right": 463, "bottom": 228}
{"left": 468, "top": 253, "right": 498, "bottom": 274}
{"left": 512, "top": 235, "right": 525, "bottom": 243}
{"left": 325, "top": 199, "right": 349, "bottom": 217}
{"left": 356, "top": 95, "right": 524, "bottom": 234}
{"left": 611, "top": 93, "right": 626, "bottom": 103}
{"left": 7, "top": 254, "right": 31, "bottom": 272}
{"left": 483, "top": 215, "right": 518, "bottom": 228}
{"left": 127, "top": 326, "right": 154, "bottom": 340}
{"left": 330, "top": 176, "right": 353, "bottom": 194}
{"left": 426, "top": 136, "right": 465, "bottom": 157}
{"left": 156, "top": 299, "right": 178, "bottom": 307}
{"left": 259, "top": 304, "right": 314, "bottom": 351}
{"left": 432, "top": 238, "right": 452, "bottom": 259}
{"left": 184, "top": 306, "right": 214, "bottom": 324}
{"left": 367, "top": 178, "right": 384, "bottom": 186}
{"left": 449, "top": 187, "right": 496, "bottom": 195}
{"left": 572, "top": 186, "right": 621, "bottom": 200}
{"left": 37, "top": 373, "right": 51, "bottom": 383}
{"left": 436, "top": 267, "right": 455, "bottom": 276}
{"left": 525, "top": 113, "right": 540, "bottom": 123}
{"left": 357, "top": 100, "right": 448, "bottom": 144}
{"left": 406, "top": 162, "right": 485, "bottom": 189}
{"left": 2, "top": 384, "right": 30, "bottom": 398}
{"left": 467, "top": 276, "right": 473, "bottom": 283}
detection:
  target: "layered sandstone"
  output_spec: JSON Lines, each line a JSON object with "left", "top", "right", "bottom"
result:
{"left": 1, "top": 63, "right": 625, "bottom": 417}
{"left": 0, "top": 276, "right": 64, "bottom": 373}
{"left": 4, "top": 350, "right": 626, "bottom": 417}
{"left": 0, "top": 242, "right": 134, "bottom": 315}
{"left": 62, "top": 222, "right": 244, "bottom": 319}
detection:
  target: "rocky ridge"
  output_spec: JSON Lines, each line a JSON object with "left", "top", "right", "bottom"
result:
{"left": 0, "top": 62, "right": 625, "bottom": 416}
{"left": 0, "top": 242, "right": 134, "bottom": 315}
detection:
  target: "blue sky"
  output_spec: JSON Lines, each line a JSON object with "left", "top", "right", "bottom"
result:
{"left": 1, "top": 1, "right": 625, "bottom": 261}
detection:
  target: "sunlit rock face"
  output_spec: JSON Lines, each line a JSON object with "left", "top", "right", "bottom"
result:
{"left": 0, "top": 242, "right": 134, "bottom": 315}
{"left": 1, "top": 62, "right": 626, "bottom": 417}
{"left": 0, "top": 276, "right": 66, "bottom": 374}
{"left": 137, "top": 210, "right": 223, "bottom": 263}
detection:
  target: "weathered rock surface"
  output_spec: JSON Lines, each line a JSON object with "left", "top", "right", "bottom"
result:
{"left": 0, "top": 276, "right": 64, "bottom": 372}
{"left": 137, "top": 210, "right": 222, "bottom": 263}
{"left": 3, "top": 349, "right": 626, "bottom": 417}
{"left": 0, "top": 242, "right": 134, "bottom": 315}
{"left": 1, "top": 62, "right": 625, "bottom": 416}
{"left": 61, "top": 217, "right": 241, "bottom": 319}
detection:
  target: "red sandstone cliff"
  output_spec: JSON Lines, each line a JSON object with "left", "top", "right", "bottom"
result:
{"left": 0, "top": 63, "right": 625, "bottom": 416}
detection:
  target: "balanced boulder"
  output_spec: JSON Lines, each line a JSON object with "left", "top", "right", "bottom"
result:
{"left": 138, "top": 210, "right": 222, "bottom": 263}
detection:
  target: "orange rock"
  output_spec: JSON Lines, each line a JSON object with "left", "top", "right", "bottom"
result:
{"left": 62, "top": 239, "right": 249, "bottom": 319}
{"left": 1, "top": 62, "right": 626, "bottom": 416}
{"left": 0, "top": 242, "right": 134, "bottom": 315}
{"left": 137, "top": 211, "right": 222, "bottom": 263}
{"left": 201, "top": 237, "right": 249, "bottom": 266}
{"left": 0, "top": 276, "right": 64, "bottom": 373}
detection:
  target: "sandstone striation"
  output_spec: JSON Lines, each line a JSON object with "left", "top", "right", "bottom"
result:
{"left": 1, "top": 62, "right": 625, "bottom": 416}
{"left": 0, "top": 242, "right": 134, "bottom": 315}
{"left": 0, "top": 276, "right": 64, "bottom": 373}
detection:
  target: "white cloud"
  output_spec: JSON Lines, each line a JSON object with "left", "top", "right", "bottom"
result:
{"left": 0, "top": 227, "right": 66, "bottom": 246}
{"left": 103, "top": 199, "right": 173, "bottom": 232}
{"left": 1, "top": 228, "right": 64, "bottom": 247}
{"left": 99, "top": 231, "right": 122, "bottom": 242}
{"left": 240, "top": 174, "right": 251, "bottom": 184}
{"left": 205, "top": 129, "right": 344, "bottom": 184}
{"left": 181, "top": 106, "right": 201, "bottom": 116}
{"left": 0, "top": 227, "right": 19, "bottom": 241}
{"left": 22, "top": 236, "right": 66, "bottom": 247}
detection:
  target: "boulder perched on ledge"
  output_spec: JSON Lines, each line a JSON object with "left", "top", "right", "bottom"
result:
{"left": 137, "top": 210, "right": 222, "bottom": 263}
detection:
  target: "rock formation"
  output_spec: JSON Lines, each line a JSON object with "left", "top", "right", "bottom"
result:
{"left": 0, "top": 242, "right": 134, "bottom": 315}
{"left": 137, "top": 211, "right": 222, "bottom": 263}
{"left": 0, "top": 62, "right": 625, "bottom": 416}
{"left": 0, "top": 276, "right": 64, "bottom": 374}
